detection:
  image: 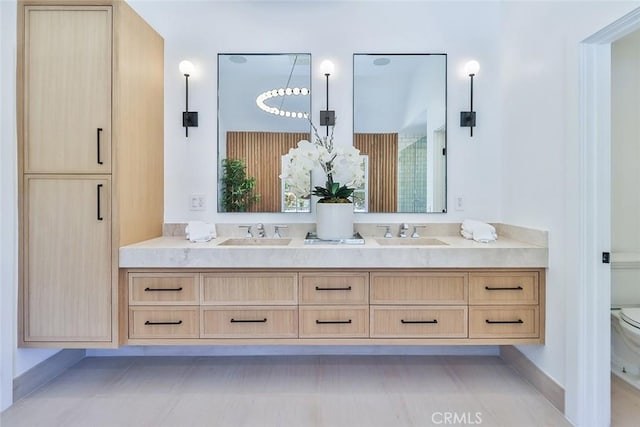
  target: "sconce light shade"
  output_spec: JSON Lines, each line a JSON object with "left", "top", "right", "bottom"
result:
{"left": 464, "top": 60, "right": 480, "bottom": 76}
{"left": 180, "top": 60, "right": 198, "bottom": 137}
{"left": 460, "top": 59, "right": 479, "bottom": 137}
{"left": 320, "top": 59, "right": 335, "bottom": 76}
{"left": 179, "top": 60, "right": 195, "bottom": 76}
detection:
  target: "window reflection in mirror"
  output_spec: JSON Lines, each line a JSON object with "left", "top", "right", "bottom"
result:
{"left": 353, "top": 54, "right": 447, "bottom": 213}
{"left": 218, "top": 53, "right": 312, "bottom": 212}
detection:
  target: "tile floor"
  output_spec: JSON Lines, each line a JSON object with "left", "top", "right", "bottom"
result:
{"left": 611, "top": 374, "right": 640, "bottom": 426}
{"left": 1, "top": 355, "right": 570, "bottom": 427}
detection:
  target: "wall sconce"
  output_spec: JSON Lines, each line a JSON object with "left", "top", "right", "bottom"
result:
{"left": 319, "top": 59, "right": 336, "bottom": 136}
{"left": 179, "top": 60, "right": 198, "bottom": 137}
{"left": 460, "top": 60, "right": 480, "bottom": 137}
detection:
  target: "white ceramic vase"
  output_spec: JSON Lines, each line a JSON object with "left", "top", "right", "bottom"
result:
{"left": 315, "top": 202, "right": 354, "bottom": 240}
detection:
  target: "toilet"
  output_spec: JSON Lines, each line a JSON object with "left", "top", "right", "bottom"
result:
{"left": 611, "top": 307, "right": 640, "bottom": 387}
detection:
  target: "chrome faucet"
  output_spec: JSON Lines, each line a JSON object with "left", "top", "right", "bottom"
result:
{"left": 411, "top": 225, "right": 426, "bottom": 238}
{"left": 239, "top": 225, "right": 253, "bottom": 238}
{"left": 399, "top": 223, "right": 409, "bottom": 238}
{"left": 256, "top": 223, "right": 266, "bottom": 238}
{"left": 273, "top": 224, "right": 288, "bottom": 238}
{"left": 377, "top": 225, "right": 392, "bottom": 238}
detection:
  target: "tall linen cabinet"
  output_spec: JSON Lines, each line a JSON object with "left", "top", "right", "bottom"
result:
{"left": 17, "top": 0, "right": 164, "bottom": 347}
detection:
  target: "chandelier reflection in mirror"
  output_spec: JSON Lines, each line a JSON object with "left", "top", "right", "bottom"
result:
{"left": 256, "top": 87, "right": 310, "bottom": 119}
{"left": 255, "top": 54, "right": 310, "bottom": 120}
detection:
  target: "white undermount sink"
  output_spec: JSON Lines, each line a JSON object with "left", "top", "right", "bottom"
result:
{"left": 218, "top": 238, "right": 292, "bottom": 246}
{"left": 375, "top": 238, "right": 448, "bottom": 246}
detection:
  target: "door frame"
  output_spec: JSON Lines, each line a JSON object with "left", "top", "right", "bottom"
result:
{"left": 573, "top": 7, "right": 640, "bottom": 426}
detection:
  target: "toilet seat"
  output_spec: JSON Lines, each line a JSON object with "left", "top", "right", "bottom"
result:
{"left": 620, "top": 308, "right": 640, "bottom": 329}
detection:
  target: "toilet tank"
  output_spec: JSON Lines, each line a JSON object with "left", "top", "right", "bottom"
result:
{"left": 612, "top": 253, "right": 640, "bottom": 306}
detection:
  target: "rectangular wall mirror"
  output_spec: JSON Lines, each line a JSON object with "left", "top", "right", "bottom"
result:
{"left": 353, "top": 53, "right": 447, "bottom": 213}
{"left": 218, "top": 53, "right": 311, "bottom": 213}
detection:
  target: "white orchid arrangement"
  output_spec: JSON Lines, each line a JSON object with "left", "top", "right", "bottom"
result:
{"left": 281, "top": 122, "right": 365, "bottom": 203}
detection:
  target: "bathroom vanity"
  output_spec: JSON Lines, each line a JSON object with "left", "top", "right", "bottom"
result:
{"left": 119, "top": 224, "right": 547, "bottom": 347}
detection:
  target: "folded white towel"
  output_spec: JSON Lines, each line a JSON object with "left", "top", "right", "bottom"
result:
{"left": 185, "top": 221, "right": 216, "bottom": 243}
{"left": 461, "top": 219, "right": 496, "bottom": 234}
{"left": 460, "top": 219, "right": 497, "bottom": 243}
{"left": 461, "top": 229, "right": 473, "bottom": 240}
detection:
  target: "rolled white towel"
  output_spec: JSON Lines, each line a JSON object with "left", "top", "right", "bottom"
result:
{"left": 185, "top": 221, "right": 216, "bottom": 243}
{"left": 461, "top": 219, "right": 496, "bottom": 234}
{"left": 460, "top": 219, "right": 497, "bottom": 243}
{"left": 472, "top": 227, "right": 497, "bottom": 243}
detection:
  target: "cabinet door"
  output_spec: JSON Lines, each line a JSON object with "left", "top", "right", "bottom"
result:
{"left": 24, "top": 176, "right": 112, "bottom": 342}
{"left": 24, "top": 6, "right": 112, "bottom": 173}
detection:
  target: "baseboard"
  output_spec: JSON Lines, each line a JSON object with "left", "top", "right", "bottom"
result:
{"left": 500, "top": 345, "right": 565, "bottom": 413}
{"left": 13, "top": 349, "right": 85, "bottom": 401}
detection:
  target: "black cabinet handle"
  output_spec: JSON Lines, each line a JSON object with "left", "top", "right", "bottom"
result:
{"left": 230, "top": 318, "right": 267, "bottom": 323}
{"left": 144, "top": 287, "right": 183, "bottom": 292}
{"left": 144, "top": 320, "right": 182, "bottom": 326}
{"left": 401, "top": 319, "right": 438, "bottom": 324}
{"left": 96, "top": 184, "right": 103, "bottom": 221}
{"left": 316, "top": 319, "right": 352, "bottom": 325}
{"left": 485, "top": 286, "right": 524, "bottom": 291}
{"left": 485, "top": 319, "right": 524, "bottom": 324}
{"left": 315, "top": 286, "right": 352, "bottom": 291}
{"left": 97, "top": 128, "right": 103, "bottom": 165}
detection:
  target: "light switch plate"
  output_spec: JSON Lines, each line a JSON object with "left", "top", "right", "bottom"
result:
{"left": 189, "top": 194, "right": 205, "bottom": 211}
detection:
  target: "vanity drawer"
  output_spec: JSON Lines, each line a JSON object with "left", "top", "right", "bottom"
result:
{"left": 200, "top": 306, "right": 297, "bottom": 338}
{"left": 469, "top": 272, "right": 538, "bottom": 305}
{"left": 201, "top": 272, "right": 297, "bottom": 305}
{"left": 299, "top": 306, "right": 369, "bottom": 338}
{"left": 370, "top": 306, "right": 468, "bottom": 338}
{"left": 370, "top": 272, "right": 468, "bottom": 305}
{"left": 129, "top": 272, "right": 199, "bottom": 305}
{"left": 299, "top": 272, "right": 369, "bottom": 305}
{"left": 469, "top": 306, "right": 539, "bottom": 338}
{"left": 129, "top": 306, "right": 199, "bottom": 339}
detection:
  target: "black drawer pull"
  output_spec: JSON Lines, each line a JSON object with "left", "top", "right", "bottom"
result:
{"left": 144, "top": 287, "right": 183, "bottom": 292}
{"left": 485, "top": 319, "right": 524, "bottom": 324}
{"left": 401, "top": 319, "right": 438, "bottom": 324}
{"left": 230, "top": 318, "right": 267, "bottom": 323}
{"left": 316, "top": 319, "right": 352, "bottom": 325}
{"left": 144, "top": 320, "right": 182, "bottom": 326}
{"left": 97, "top": 128, "right": 103, "bottom": 165}
{"left": 315, "top": 286, "right": 352, "bottom": 291}
{"left": 96, "top": 184, "right": 103, "bottom": 221}
{"left": 485, "top": 286, "right": 524, "bottom": 291}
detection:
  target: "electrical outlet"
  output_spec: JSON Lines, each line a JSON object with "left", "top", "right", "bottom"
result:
{"left": 189, "top": 194, "right": 205, "bottom": 211}
{"left": 455, "top": 196, "right": 464, "bottom": 211}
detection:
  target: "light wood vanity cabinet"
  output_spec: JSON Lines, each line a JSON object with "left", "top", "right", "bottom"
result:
{"left": 468, "top": 272, "right": 542, "bottom": 339}
{"left": 129, "top": 272, "right": 199, "bottom": 305}
{"left": 201, "top": 272, "right": 298, "bottom": 306}
{"left": 200, "top": 272, "right": 298, "bottom": 338}
{"left": 299, "top": 272, "right": 369, "bottom": 338}
{"left": 18, "top": 0, "right": 164, "bottom": 347}
{"left": 201, "top": 307, "right": 298, "bottom": 339}
{"left": 370, "top": 272, "right": 469, "bottom": 338}
{"left": 123, "top": 269, "right": 545, "bottom": 345}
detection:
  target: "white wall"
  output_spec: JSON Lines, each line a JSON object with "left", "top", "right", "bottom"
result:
{"left": 611, "top": 29, "right": 640, "bottom": 306}
{"left": 128, "top": 0, "right": 504, "bottom": 224}
{"left": 499, "top": 0, "right": 640, "bottom": 422}
{"left": 612, "top": 30, "right": 640, "bottom": 255}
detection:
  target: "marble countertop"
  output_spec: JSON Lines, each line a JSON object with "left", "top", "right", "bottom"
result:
{"left": 120, "top": 224, "right": 548, "bottom": 269}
